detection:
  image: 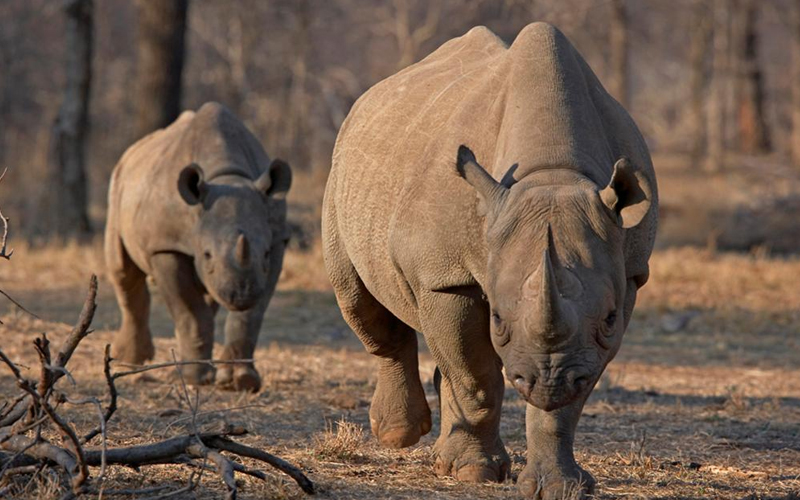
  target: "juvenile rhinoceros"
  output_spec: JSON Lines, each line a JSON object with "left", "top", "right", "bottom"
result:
{"left": 322, "top": 23, "right": 657, "bottom": 498}
{"left": 106, "top": 102, "right": 291, "bottom": 392}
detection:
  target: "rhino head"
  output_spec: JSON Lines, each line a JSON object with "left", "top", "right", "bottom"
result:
{"left": 177, "top": 159, "right": 292, "bottom": 311}
{"left": 456, "top": 145, "right": 652, "bottom": 411}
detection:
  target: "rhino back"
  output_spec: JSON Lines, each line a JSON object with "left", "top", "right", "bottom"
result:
{"left": 328, "top": 23, "right": 657, "bottom": 317}
{"left": 329, "top": 26, "right": 511, "bottom": 314}
{"left": 110, "top": 102, "right": 272, "bottom": 273}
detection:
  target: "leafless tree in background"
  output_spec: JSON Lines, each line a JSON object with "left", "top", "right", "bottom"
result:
{"left": 706, "top": 0, "right": 731, "bottom": 171}
{"left": 608, "top": 0, "right": 629, "bottom": 108}
{"left": 50, "top": 0, "right": 93, "bottom": 237}
{"left": 688, "top": 1, "right": 712, "bottom": 162}
{"left": 135, "top": 0, "right": 188, "bottom": 139}
{"left": 791, "top": 0, "right": 800, "bottom": 167}
{"left": 733, "top": 0, "right": 770, "bottom": 154}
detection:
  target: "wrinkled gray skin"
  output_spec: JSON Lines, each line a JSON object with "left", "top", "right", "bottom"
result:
{"left": 322, "top": 24, "right": 657, "bottom": 498}
{"left": 105, "top": 102, "right": 291, "bottom": 392}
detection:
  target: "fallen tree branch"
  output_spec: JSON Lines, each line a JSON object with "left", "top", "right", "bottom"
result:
{"left": 0, "top": 275, "right": 315, "bottom": 497}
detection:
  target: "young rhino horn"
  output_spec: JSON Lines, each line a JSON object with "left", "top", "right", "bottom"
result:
{"left": 235, "top": 233, "right": 250, "bottom": 267}
{"left": 524, "top": 247, "right": 573, "bottom": 344}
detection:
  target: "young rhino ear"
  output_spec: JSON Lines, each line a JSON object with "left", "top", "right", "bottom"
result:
{"left": 178, "top": 163, "right": 207, "bottom": 206}
{"left": 254, "top": 159, "right": 292, "bottom": 199}
{"left": 455, "top": 145, "right": 508, "bottom": 218}
{"left": 599, "top": 157, "right": 653, "bottom": 229}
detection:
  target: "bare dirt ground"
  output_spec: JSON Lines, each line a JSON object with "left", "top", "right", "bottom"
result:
{"left": 1, "top": 156, "right": 800, "bottom": 499}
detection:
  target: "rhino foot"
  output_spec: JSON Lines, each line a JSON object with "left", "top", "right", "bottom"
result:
{"left": 432, "top": 434, "right": 509, "bottom": 483}
{"left": 518, "top": 460, "right": 595, "bottom": 499}
{"left": 369, "top": 375, "right": 431, "bottom": 448}
{"left": 112, "top": 329, "right": 155, "bottom": 364}
{"left": 216, "top": 364, "right": 262, "bottom": 393}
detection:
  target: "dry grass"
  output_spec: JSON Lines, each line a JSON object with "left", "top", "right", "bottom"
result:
{"left": 1, "top": 157, "right": 800, "bottom": 498}
{"left": 313, "top": 419, "right": 367, "bottom": 462}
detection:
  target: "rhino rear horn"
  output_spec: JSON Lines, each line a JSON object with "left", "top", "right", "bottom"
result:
{"left": 599, "top": 157, "right": 653, "bottom": 229}
{"left": 455, "top": 145, "right": 508, "bottom": 218}
{"left": 255, "top": 159, "right": 292, "bottom": 199}
{"left": 178, "top": 163, "right": 207, "bottom": 206}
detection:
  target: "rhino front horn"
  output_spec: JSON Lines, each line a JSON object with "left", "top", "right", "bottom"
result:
{"left": 235, "top": 233, "right": 250, "bottom": 267}
{"left": 524, "top": 241, "right": 576, "bottom": 345}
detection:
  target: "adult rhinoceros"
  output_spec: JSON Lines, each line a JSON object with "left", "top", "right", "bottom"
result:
{"left": 322, "top": 23, "right": 656, "bottom": 498}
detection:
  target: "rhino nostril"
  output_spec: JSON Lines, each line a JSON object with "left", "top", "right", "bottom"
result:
{"left": 512, "top": 375, "right": 534, "bottom": 398}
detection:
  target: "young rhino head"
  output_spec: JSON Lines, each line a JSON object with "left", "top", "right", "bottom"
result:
{"left": 456, "top": 146, "right": 653, "bottom": 411}
{"left": 177, "top": 159, "right": 292, "bottom": 311}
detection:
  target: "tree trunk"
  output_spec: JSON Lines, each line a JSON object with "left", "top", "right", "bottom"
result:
{"left": 688, "top": 1, "right": 712, "bottom": 162}
{"left": 706, "top": 0, "right": 730, "bottom": 171}
{"left": 608, "top": 0, "right": 629, "bottom": 108}
{"left": 791, "top": 0, "right": 800, "bottom": 166}
{"left": 135, "top": 0, "right": 188, "bottom": 139}
{"left": 51, "top": 0, "right": 93, "bottom": 237}
{"left": 734, "top": 0, "right": 770, "bottom": 154}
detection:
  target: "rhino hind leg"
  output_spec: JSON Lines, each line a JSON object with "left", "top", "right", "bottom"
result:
{"left": 418, "top": 288, "right": 510, "bottom": 483}
{"left": 324, "top": 234, "right": 430, "bottom": 447}
{"left": 107, "top": 237, "right": 155, "bottom": 364}
{"left": 150, "top": 252, "right": 217, "bottom": 385}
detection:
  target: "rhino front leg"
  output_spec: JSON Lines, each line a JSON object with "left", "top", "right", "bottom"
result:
{"left": 518, "top": 394, "right": 595, "bottom": 499}
{"left": 419, "top": 289, "right": 509, "bottom": 483}
{"left": 150, "top": 253, "right": 217, "bottom": 385}
{"left": 216, "top": 299, "right": 268, "bottom": 392}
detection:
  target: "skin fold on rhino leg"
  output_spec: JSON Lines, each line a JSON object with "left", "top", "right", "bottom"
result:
{"left": 419, "top": 288, "right": 510, "bottom": 483}
{"left": 107, "top": 239, "right": 155, "bottom": 364}
{"left": 216, "top": 299, "right": 268, "bottom": 392}
{"left": 149, "top": 252, "right": 217, "bottom": 385}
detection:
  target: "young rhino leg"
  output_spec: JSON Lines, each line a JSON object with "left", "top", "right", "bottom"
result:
{"left": 419, "top": 288, "right": 509, "bottom": 483}
{"left": 107, "top": 237, "right": 155, "bottom": 364}
{"left": 216, "top": 301, "right": 267, "bottom": 393}
{"left": 150, "top": 252, "right": 217, "bottom": 385}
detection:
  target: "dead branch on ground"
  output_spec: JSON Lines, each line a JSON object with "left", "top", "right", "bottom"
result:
{"left": 0, "top": 275, "right": 315, "bottom": 498}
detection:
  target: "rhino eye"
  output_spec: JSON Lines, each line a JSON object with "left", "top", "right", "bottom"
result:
{"left": 490, "top": 311, "right": 511, "bottom": 346}
{"left": 604, "top": 310, "right": 617, "bottom": 332}
{"left": 203, "top": 251, "right": 212, "bottom": 260}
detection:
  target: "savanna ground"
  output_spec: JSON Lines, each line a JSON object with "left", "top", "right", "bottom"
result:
{"left": 1, "top": 155, "right": 800, "bottom": 499}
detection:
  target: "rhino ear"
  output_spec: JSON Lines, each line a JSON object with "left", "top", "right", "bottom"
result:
{"left": 599, "top": 157, "right": 652, "bottom": 229}
{"left": 178, "top": 163, "right": 207, "bottom": 206}
{"left": 455, "top": 145, "right": 508, "bottom": 218}
{"left": 255, "top": 159, "right": 292, "bottom": 199}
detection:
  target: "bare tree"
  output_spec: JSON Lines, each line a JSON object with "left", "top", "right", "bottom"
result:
{"left": 608, "top": 0, "right": 629, "bottom": 108}
{"left": 51, "top": 0, "right": 93, "bottom": 237}
{"left": 791, "top": 0, "right": 800, "bottom": 166}
{"left": 732, "top": 0, "right": 770, "bottom": 154}
{"left": 688, "top": 1, "right": 712, "bottom": 161}
{"left": 135, "top": 0, "right": 188, "bottom": 138}
{"left": 706, "top": 0, "right": 731, "bottom": 171}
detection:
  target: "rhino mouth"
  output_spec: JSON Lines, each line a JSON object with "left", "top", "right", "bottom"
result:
{"left": 509, "top": 370, "right": 593, "bottom": 411}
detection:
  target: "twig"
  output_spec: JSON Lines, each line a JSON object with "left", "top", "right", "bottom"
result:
{"left": 204, "top": 436, "right": 316, "bottom": 494}
{"left": 51, "top": 275, "right": 97, "bottom": 384}
{"left": 63, "top": 396, "right": 106, "bottom": 482}
{"left": 0, "top": 289, "right": 38, "bottom": 320}
{"left": 112, "top": 358, "right": 255, "bottom": 380}
{"left": 81, "top": 345, "right": 116, "bottom": 445}
{"left": 0, "top": 168, "right": 13, "bottom": 261}
{"left": 165, "top": 403, "right": 267, "bottom": 432}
